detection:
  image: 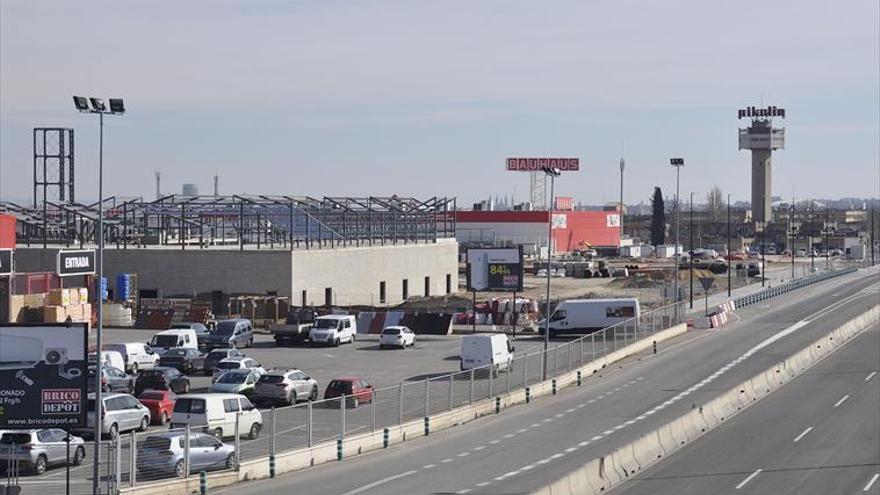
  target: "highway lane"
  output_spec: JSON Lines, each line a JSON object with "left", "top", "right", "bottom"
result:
{"left": 616, "top": 322, "right": 880, "bottom": 495}
{"left": 207, "top": 268, "right": 879, "bottom": 494}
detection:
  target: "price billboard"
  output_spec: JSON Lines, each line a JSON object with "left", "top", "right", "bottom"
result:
{"left": 466, "top": 247, "right": 523, "bottom": 292}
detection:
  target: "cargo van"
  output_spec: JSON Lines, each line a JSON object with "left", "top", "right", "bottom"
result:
{"left": 460, "top": 334, "right": 514, "bottom": 373}
{"left": 170, "top": 393, "right": 262, "bottom": 440}
{"left": 540, "top": 298, "right": 640, "bottom": 337}
{"left": 149, "top": 329, "right": 199, "bottom": 356}
{"left": 308, "top": 315, "right": 357, "bottom": 347}
{"left": 88, "top": 350, "right": 126, "bottom": 374}
{"left": 104, "top": 342, "right": 159, "bottom": 373}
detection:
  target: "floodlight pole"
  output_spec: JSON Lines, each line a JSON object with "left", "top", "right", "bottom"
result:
{"left": 670, "top": 159, "right": 684, "bottom": 313}
{"left": 689, "top": 192, "right": 694, "bottom": 309}
{"left": 727, "top": 194, "right": 731, "bottom": 297}
{"left": 542, "top": 169, "right": 557, "bottom": 381}
{"left": 91, "top": 109, "right": 104, "bottom": 494}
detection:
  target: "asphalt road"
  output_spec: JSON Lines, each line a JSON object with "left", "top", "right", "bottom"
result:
{"left": 614, "top": 322, "right": 880, "bottom": 495}
{"left": 196, "top": 267, "right": 880, "bottom": 495}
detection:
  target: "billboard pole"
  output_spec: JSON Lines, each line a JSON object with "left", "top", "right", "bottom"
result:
{"left": 541, "top": 167, "right": 560, "bottom": 381}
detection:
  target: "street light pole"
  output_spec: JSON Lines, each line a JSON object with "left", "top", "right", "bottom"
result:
{"left": 727, "top": 194, "right": 731, "bottom": 297}
{"left": 670, "top": 158, "right": 684, "bottom": 311}
{"left": 790, "top": 204, "right": 795, "bottom": 280}
{"left": 689, "top": 192, "right": 694, "bottom": 309}
{"left": 810, "top": 203, "right": 815, "bottom": 272}
{"left": 825, "top": 207, "right": 830, "bottom": 270}
{"left": 541, "top": 166, "right": 560, "bottom": 380}
{"left": 619, "top": 157, "right": 625, "bottom": 248}
{"left": 761, "top": 220, "right": 766, "bottom": 287}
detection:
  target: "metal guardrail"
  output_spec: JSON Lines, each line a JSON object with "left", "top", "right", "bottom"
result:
{"left": 734, "top": 267, "right": 858, "bottom": 309}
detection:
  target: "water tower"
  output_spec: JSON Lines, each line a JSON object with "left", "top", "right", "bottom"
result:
{"left": 738, "top": 105, "right": 786, "bottom": 224}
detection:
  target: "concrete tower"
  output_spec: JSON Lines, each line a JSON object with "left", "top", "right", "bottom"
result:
{"left": 738, "top": 105, "right": 786, "bottom": 224}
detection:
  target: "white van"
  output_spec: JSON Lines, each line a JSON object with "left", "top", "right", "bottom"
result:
{"left": 88, "top": 350, "right": 126, "bottom": 374}
{"left": 460, "top": 334, "right": 514, "bottom": 373}
{"left": 104, "top": 343, "right": 159, "bottom": 373}
{"left": 149, "top": 329, "right": 199, "bottom": 355}
{"left": 308, "top": 315, "right": 357, "bottom": 347}
{"left": 171, "top": 393, "right": 262, "bottom": 440}
{"left": 541, "top": 298, "right": 641, "bottom": 337}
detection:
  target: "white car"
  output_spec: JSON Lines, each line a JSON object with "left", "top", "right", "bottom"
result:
{"left": 308, "top": 315, "right": 357, "bottom": 347}
{"left": 212, "top": 357, "right": 265, "bottom": 382}
{"left": 379, "top": 326, "right": 415, "bottom": 349}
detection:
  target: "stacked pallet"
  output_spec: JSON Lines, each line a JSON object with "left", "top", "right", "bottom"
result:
{"left": 43, "top": 288, "right": 91, "bottom": 323}
{"left": 103, "top": 303, "right": 134, "bottom": 327}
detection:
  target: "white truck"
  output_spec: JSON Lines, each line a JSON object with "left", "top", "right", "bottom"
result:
{"left": 460, "top": 334, "right": 514, "bottom": 374}
{"left": 540, "top": 298, "right": 640, "bottom": 337}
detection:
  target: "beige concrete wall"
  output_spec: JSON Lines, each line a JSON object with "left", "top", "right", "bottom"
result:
{"left": 291, "top": 240, "right": 459, "bottom": 306}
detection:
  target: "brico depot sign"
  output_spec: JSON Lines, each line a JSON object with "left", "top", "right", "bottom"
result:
{"left": 57, "top": 249, "right": 96, "bottom": 277}
{"left": 506, "top": 157, "right": 580, "bottom": 172}
{"left": 0, "top": 324, "right": 88, "bottom": 428}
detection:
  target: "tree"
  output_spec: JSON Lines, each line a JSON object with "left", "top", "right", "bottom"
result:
{"left": 706, "top": 185, "right": 725, "bottom": 222}
{"left": 650, "top": 187, "right": 666, "bottom": 246}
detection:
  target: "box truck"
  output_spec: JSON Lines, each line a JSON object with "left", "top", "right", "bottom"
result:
{"left": 540, "top": 298, "right": 640, "bottom": 337}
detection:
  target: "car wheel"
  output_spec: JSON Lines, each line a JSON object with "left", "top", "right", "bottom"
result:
{"left": 127, "top": 382, "right": 134, "bottom": 395}
{"left": 350, "top": 397, "right": 359, "bottom": 408}
{"left": 334, "top": 338, "right": 340, "bottom": 347}
{"left": 159, "top": 411, "right": 168, "bottom": 425}
{"left": 34, "top": 455, "right": 48, "bottom": 474}
{"left": 72, "top": 446, "right": 85, "bottom": 466}
{"left": 309, "top": 387, "right": 318, "bottom": 401}
{"left": 225, "top": 453, "right": 238, "bottom": 470}
{"left": 138, "top": 416, "right": 149, "bottom": 432}
{"left": 212, "top": 428, "right": 223, "bottom": 440}
{"left": 351, "top": 333, "right": 356, "bottom": 343}
{"left": 107, "top": 423, "right": 119, "bottom": 440}
{"left": 183, "top": 382, "right": 191, "bottom": 394}
{"left": 288, "top": 392, "right": 297, "bottom": 405}
{"left": 174, "top": 459, "right": 186, "bottom": 478}
{"left": 247, "top": 423, "right": 261, "bottom": 440}
{"left": 130, "top": 363, "right": 139, "bottom": 374}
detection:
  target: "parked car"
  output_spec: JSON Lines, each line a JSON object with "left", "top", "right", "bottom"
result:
{"left": 271, "top": 308, "right": 317, "bottom": 346}
{"left": 135, "top": 367, "right": 191, "bottom": 396}
{"left": 379, "top": 326, "right": 416, "bottom": 349}
{"left": 254, "top": 368, "right": 318, "bottom": 406}
{"left": 170, "top": 322, "right": 211, "bottom": 350}
{"left": 796, "top": 248, "right": 807, "bottom": 257}
{"left": 149, "top": 329, "right": 199, "bottom": 356}
{"left": 171, "top": 393, "right": 262, "bottom": 440}
{"left": 88, "top": 364, "right": 134, "bottom": 394}
{"left": 103, "top": 342, "right": 159, "bottom": 374}
{"left": 212, "top": 357, "right": 265, "bottom": 381}
{"left": 158, "top": 348, "right": 206, "bottom": 375}
{"left": 205, "top": 319, "right": 254, "bottom": 350}
{"left": 0, "top": 429, "right": 86, "bottom": 474}
{"left": 75, "top": 393, "right": 151, "bottom": 439}
{"left": 308, "top": 315, "right": 357, "bottom": 347}
{"left": 88, "top": 350, "right": 126, "bottom": 374}
{"left": 323, "top": 377, "right": 373, "bottom": 408}
{"left": 210, "top": 369, "right": 260, "bottom": 397}
{"left": 204, "top": 348, "right": 246, "bottom": 374}
{"left": 137, "top": 390, "right": 177, "bottom": 425}
{"left": 137, "top": 432, "right": 236, "bottom": 478}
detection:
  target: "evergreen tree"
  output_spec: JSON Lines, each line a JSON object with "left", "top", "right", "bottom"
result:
{"left": 651, "top": 187, "right": 666, "bottom": 246}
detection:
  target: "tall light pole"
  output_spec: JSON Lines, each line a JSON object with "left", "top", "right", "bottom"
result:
{"left": 541, "top": 166, "right": 561, "bottom": 380}
{"left": 825, "top": 207, "right": 830, "bottom": 270}
{"left": 689, "top": 192, "right": 694, "bottom": 309}
{"left": 810, "top": 203, "right": 815, "bottom": 272}
{"left": 670, "top": 158, "right": 684, "bottom": 313}
{"left": 619, "top": 157, "right": 625, "bottom": 250}
{"left": 74, "top": 96, "right": 125, "bottom": 495}
{"left": 727, "top": 193, "right": 732, "bottom": 296}
{"left": 790, "top": 204, "right": 795, "bottom": 280}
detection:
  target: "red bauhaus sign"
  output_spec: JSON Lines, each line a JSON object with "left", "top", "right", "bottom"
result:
{"left": 506, "top": 157, "right": 580, "bottom": 172}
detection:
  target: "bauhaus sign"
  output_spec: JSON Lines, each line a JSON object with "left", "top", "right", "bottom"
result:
{"left": 57, "top": 249, "right": 96, "bottom": 277}
{"left": 506, "top": 158, "right": 580, "bottom": 172}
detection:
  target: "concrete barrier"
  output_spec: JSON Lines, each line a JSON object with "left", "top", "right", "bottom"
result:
{"left": 527, "top": 304, "right": 879, "bottom": 495}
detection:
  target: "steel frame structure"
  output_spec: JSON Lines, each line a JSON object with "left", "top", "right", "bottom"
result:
{"left": 2, "top": 194, "right": 456, "bottom": 250}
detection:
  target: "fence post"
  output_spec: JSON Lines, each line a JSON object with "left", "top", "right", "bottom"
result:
{"left": 371, "top": 391, "right": 377, "bottom": 431}
{"left": 469, "top": 368, "right": 475, "bottom": 404}
{"left": 115, "top": 430, "right": 122, "bottom": 489}
{"left": 340, "top": 394, "right": 346, "bottom": 440}
{"left": 398, "top": 382, "right": 404, "bottom": 425}
{"left": 184, "top": 424, "right": 191, "bottom": 479}
{"left": 523, "top": 353, "right": 528, "bottom": 387}
{"left": 424, "top": 378, "right": 430, "bottom": 417}
{"left": 613, "top": 326, "right": 618, "bottom": 351}
{"left": 270, "top": 406, "right": 276, "bottom": 456}
{"left": 489, "top": 365, "right": 494, "bottom": 398}
{"left": 234, "top": 413, "right": 240, "bottom": 470}
{"left": 567, "top": 343, "right": 572, "bottom": 372}
{"left": 307, "top": 400, "right": 313, "bottom": 447}
{"left": 448, "top": 374, "right": 454, "bottom": 411}
{"left": 507, "top": 360, "right": 511, "bottom": 394}
{"left": 580, "top": 338, "right": 584, "bottom": 366}
{"left": 554, "top": 345, "right": 559, "bottom": 377}
{"left": 129, "top": 432, "right": 136, "bottom": 487}
{"left": 591, "top": 332, "right": 596, "bottom": 361}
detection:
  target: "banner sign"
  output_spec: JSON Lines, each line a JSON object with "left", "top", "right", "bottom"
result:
{"left": 466, "top": 247, "right": 524, "bottom": 292}
{"left": 57, "top": 249, "right": 96, "bottom": 277}
{"left": 0, "top": 324, "right": 89, "bottom": 428}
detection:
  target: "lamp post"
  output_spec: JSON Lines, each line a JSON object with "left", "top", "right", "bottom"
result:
{"left": 74, "top": 96, "right": 125, "bottom": 495}
{"left": 761, "top": 220, "right": 766, "bottom": 287}
{"left": 810, "top": 203, "right": 815, "bottom": 272}
{"left": 689, "top": 192, "right": 694, "bottom": 309}
{"left": 541, "top": 166, "right": 561, "bottom": 380}
{"left": 790, "top": 204, "right": 795, "bottom": 280}
{"left": 670, "top": 158, "right": 684, "bottom": 313}
{"left": 619, "top": 157, "right": 625, "bottom": 249}
{"left": 825, "top": 207, "right": 830, "bottom": 270}
{"left": 727, "top": 194, "right": 732, "bottom": 297}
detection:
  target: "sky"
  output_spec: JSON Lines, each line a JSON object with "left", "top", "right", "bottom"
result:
{"left": 1, "top": 0, "right": 878, "bottom": 208}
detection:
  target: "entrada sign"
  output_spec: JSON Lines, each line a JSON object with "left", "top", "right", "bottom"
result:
{"left": 56, "top": 249, "right": 96, "bottom": 277}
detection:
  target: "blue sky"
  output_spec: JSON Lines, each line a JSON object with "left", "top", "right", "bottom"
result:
{"left": 1, "top": 0, "right": 878, "bottom": 207}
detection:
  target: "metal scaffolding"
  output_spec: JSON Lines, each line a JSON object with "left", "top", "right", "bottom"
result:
{"left": 2, "top": 194, "right": 457, "bottom": 250}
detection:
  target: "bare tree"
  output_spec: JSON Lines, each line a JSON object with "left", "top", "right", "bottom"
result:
{"left": 706, "top": 185, "right": 725, "bottom": 222}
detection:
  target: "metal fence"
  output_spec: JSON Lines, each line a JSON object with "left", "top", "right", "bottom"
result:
{"left": 734, "top": 267, "right": 858, "bottom": 309}
{"left": 85, "top": 300, "right": 685, "bottom": 491}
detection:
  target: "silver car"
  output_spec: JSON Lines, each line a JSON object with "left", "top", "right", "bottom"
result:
{"left": 137, "top": 431, "right": 236, "bottom": 478}
{"left": 0, "top": 429, "right": 86, "bottom": 474}
{"left": 75, "top": 393, "right": 151, "bottom": 439}
{"left": 254, "top": 368, "right": 319, "bottom": 405}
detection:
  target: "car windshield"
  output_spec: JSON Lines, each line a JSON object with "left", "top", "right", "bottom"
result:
{"left": 258, "top": 375, "right": 284, "bottom": 384}
{"left": 151, "top": 335, "right": 179, "bottom": 347}
{"left": 383, "top": 328, "right": 401, "bottom": 335}
{"left": 313, "top": 319, "right": 339, "bottom": 329}
{"left": 328, "top": 380, "right": 353, "bottom": 393}
{"left": 218, "top": 372, "right": 248, "bottom": 384}
{"left": 214, "top": 322, "right": 237, "bottom": 335}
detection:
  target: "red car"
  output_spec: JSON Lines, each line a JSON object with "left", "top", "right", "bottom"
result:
{"left": 323, "top": 377, "right": 373, "bottom": 408}
{"left": 137, "top": 390, "right": 177, "bottom": 425}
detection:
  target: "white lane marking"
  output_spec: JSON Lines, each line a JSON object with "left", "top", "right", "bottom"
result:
{"left": 864, "top": 473, "right": 880, "bottom": 491}
{"left": 503, "top": 433, "right": 515, "bottom": 438}
{"left": 566, "top": 408, "right": 575, "bottom": 413}
{"left": 537, "top": 458, "right": 551, "bottom": 465}
{"left": 793, "top": 427, "right": 813, "bottom": 443}
{"left": 517, "top": 428, "right": 528, "bottom": 433}
{"left": 441, "top": 458, "right": 453, "bottom": 463}
{"left": 489, "top": 439, "right": 500, "bottom": 445}
{"left": 457, "top": 452, "right": 470, "bottom": 457}
{"left": 521, "top": 464, "right": 536, "bottom": 471}
{"left": 578, "top": 441, "right": 590, "bottom": 447}
{"left": 422, "top": 464, "right": 436, "bottom": 469}
{"left": 636, "top": 415, "right": 646, "bottom": 420}
{"left": 591, "top": 435, "right": 603, "bottom": 441}
{"left": 867, "top": 371, "right": 877, "bottom": 382}
{"left": 577, "top": 404, "right": 586, "bottom": 408}
{"left": 554, "top": 413, "right": 564, "bottom": 418}
{"left": 587, "top": 399, "right": 596, "bottom": 404}
{"left": 564, "top": 447, "right": 577, "bottom": 452}
{"left": 530, "top": 423, "right": 542, "bottom": 428}
{"left": 456, "top": 490, "right": 471, "bottom": 494}
{"left": 341, "top": 470, "right": 417, "bottom": 495}
{"left": 833, "top": 395, "right": 850, "bottom": 408}
{"left": 735, "top": 469, "right": 763, "bottom": 489}
{"left": 550, "top": 453, "right": 564, "bottom": 459}
{"left": 476, "top": 482, "right": 491, "bottom": 487}
{"left": 603, "top": 429, "right": 614, "bottom": 435}
{"left": 542, "top": 418, "right": 553, "bottom": 423}
{"left": 613, "top": 425, "right": 625, "bottom": 430}
{"left": 473, "top": 446, "right": 486, "bottom": 451}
